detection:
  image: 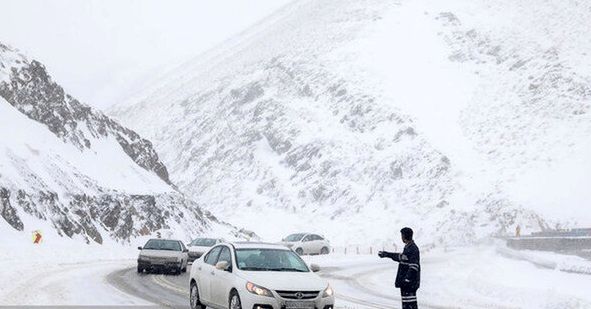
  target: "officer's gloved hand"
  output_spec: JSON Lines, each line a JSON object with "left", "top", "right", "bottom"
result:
{"left": 378, "top": 251, "right": 387, "bottom": 258}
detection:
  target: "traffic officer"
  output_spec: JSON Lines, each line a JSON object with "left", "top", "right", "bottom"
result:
{"left": 378, "top": 227, "right": 421, "bottom": 309}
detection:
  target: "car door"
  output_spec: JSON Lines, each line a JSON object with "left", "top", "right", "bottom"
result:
{"left": 200, "top": 246, "right": 222, "bottom": 304}
{"left": 210, "top": 246, "right": 234, "bottom": 306}
{"left": 302, "top": 234, "right": 313, "bottom": 254}
{"left": 314, "top": 235, "right": 327, "bottom": 253}
{"left": 180, "top": 241, "right": 189, "bottom": 268}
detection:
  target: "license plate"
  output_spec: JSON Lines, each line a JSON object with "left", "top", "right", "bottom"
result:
{"left": 285, "top": 301, "right": 315, "bottom": 309}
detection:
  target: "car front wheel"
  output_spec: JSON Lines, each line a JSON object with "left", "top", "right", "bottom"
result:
{"left": 190, "top": 282, "right": 206, "bottom": 309}
{"left": 321, "top": 247, "right": 329, "bottom": 255}
{"left": 295, "top": 248, "right": 304, "bottom": 255}
{"left": 229, "top": 291, "right": 242, "bottom": 309}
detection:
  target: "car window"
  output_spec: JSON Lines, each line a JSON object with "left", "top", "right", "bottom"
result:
{"left": 143, "top": 239, "right": 182, "bottom": 251}
{"left": 204, "top": 246, "right": 222, "bottom": 265}
{"left": 217, "top": 246, "right": 232, "bottom": 265}
{"left": 284, "top": 233, "right": 306, "bottom": 241}
{"left": 302, "top": 235, "right": 312, "bottom": 242}
{"left": 312, "top": 234, "right": 323, "bottom": 241}
{"left": 190, "top": 238, "right": 217, "bottom": 246}
{"left": 235, "top": 249, "right": 309, "bottom": 272}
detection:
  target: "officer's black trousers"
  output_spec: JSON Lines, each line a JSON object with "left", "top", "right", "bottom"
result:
{"left": 400, "top": 289, "right": 418, "bottom": 309}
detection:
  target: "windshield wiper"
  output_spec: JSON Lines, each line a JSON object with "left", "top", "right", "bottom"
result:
{"left": 270, "top": 267, "right": 308, "bottom": 272}
{"left": 240, "top": 267, "right": 270, "bottom": 271}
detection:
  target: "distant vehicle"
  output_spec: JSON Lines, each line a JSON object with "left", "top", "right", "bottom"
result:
{"left": 137, "top": 238, "right": 189, "bottom": 274}
{"left": 189, "top": 242, "right": 335, "bottom": 309}
{"left": 187, "top": 237, "right": 224, "bottom": 262}
{"left": 281, "top": 233, "right": 331, "bottom": 255}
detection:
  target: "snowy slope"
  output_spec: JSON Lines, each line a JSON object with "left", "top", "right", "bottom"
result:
{"left": 0, "top": 42, "right": 250, "bottom": 244}
{"left": 111, "top": 0, "right": 590, "bottom": 245}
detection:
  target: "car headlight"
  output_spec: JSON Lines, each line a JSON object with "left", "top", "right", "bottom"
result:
{"left": 246, "top": 282, "right": 274, "bottom": 297}
{"left": 322, "top": 285, "right": 334, "bottom": 298}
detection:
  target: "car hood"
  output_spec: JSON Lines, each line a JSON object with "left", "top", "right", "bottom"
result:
{"left": 187, "top": 245, "right": 210, "bottom": 253}
{"left": 237, "top": 271, "right": 327, "bottom": 291}
{"left": 140, "top": 249, "right": 182, "bottom": 258}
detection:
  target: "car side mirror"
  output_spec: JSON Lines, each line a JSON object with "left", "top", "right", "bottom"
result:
{"left": 137, "top": 246, "right": 142, "bottom": 250}
{"left": 215, "top": 261, "right": 231, "bottom": 272}
{"left": 310, "top": 264, "right": 320, "bottom": 272}
{"left": 183, "top": 249, "right": 189, "bottom": 253}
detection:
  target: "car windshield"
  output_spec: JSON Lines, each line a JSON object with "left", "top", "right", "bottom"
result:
{"left": 190, "top": 238, "right": 217, "bottom": 247}
{"left": 236, "top": 248, "right": 310, "bottom": 272}
{"left": 284, "top": 233, "right": 306, "bottom": 242}
{"left": 143, "top": 239, "right": 181, "bottom": 251}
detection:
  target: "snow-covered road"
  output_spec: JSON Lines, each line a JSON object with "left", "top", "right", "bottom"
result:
{"left": 106, "top": 261, "right": 405, "bottom": 309}
{"left": 3, "top": 243, "right": 591, "bottom": 308}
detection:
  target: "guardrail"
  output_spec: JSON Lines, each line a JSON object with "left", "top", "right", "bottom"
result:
{"left": 505, "top": 236, "right": 591, "bottom": 251}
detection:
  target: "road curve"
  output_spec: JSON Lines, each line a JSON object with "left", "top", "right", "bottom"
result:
{"left": 107, "top": 267, "right": 190, "bottom": 309}
{"left": 106, "top": 263, "right": 414, "bottom": 309}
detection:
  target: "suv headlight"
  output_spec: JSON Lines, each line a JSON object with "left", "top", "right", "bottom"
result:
{"left": 246, "top": 282, "right": 273, "bottom": 297}
{"left": 322, "top": 285, "right": 334, "bottom": 298}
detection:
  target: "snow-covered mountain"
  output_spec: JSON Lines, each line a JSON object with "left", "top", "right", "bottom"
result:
{"left": 0, "top": 42, "right": 250, "bottom": 244}
{"left": 112, "top": 0, "right": 591, "bottom": 245}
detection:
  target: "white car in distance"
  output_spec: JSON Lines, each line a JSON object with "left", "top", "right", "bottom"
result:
{"left": 187, "top": 237, "right": 224, "bottom": 263}
{"left": 189, "top": 242, "right": 335, "bottom": 309}
{"left": 281, "top": 233, "right": 331, "bottom": 255}
{"left": 137, "top": 238, "right": 189, "bottom": 274}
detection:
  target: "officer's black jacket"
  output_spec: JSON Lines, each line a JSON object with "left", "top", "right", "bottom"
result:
{"left": 383, "top": 241, "right": 420, "bottom": 290}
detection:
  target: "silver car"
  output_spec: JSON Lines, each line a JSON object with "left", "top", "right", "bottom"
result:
{"left": 187, "top": 237, "right": 224, "bottom": 263}
{"left": 137, "top": 238, "right": 189, "bottom": 274}
{"left": 281, "top": 233, "right": 331, "bottom": 255}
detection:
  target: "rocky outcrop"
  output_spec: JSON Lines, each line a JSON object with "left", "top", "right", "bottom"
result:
{"left": 1, "top": 188, "right": 24, "bottom": 231}
{"left": 0, "top": 42, "right": 252, "bottom": 243}
{"left": 0, "top": 44, "right": 170, "bottom": 184}
{"left": 0, "top": 186, "right": 216, "bottom": 244}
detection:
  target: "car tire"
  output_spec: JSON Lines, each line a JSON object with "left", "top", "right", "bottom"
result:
{"left": 190, "top": 281, "right": 206, "bottom": 309}
{"left": 137, "top": 265, "right": 143, "bottom": 273}
{"left": 295, "top": 248, "right": 304, "bottom": 255}
{"left": 229, "top": 290, "right": 242, "bottom": 309}
{"left": 321, "top": 247, "right": 329, "bottom": 255}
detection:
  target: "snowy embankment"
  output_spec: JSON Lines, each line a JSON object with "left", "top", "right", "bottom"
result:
{"left": 304, "top": 241, "right": 591, "bottom": 309}
{"left": 0, "top": 222, "right": 145, "bottom": 305}
{"left": 2, "top": 228, "right": 590, "bottom": 309}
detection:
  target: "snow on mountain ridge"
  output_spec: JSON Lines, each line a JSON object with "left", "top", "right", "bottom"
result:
{"left": 0, "top": 43, "right": 171, "bottom": 185}
{"left": 109, "top": 0, "right": 564, "bottom": 246}
{"left": 0, "top": 42, "right": 252, "bottom": 244}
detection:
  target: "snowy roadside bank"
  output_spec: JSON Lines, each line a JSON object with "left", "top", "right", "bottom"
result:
{"left": 304, "top": 243, "right": 591, "bottom": 309}
{"left": 3, "top": 227, "right": 591, "bottom": 309}
{"left": 0, "top": 223, "right": 150, "bottom": 305}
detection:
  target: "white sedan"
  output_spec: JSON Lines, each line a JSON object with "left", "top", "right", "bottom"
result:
{"left": 187, "top": 237, "right": 224, "bottom": 263}
{"left": 189, "top": 242, "right": 335, "bottom": 309}
{"left": 281, "top": 233, "right": 331, "bottom": 255}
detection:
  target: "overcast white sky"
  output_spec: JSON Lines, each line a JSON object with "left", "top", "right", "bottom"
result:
{"left": 0, "top": 0, "right": 292, "bottom": 110}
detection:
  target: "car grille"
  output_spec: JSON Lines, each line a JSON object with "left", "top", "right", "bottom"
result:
{"left": 147, "top": 256, "right": 176, "bottom": 263}
{"left": 276, "top": 290, "right": 320, "bottom": 300}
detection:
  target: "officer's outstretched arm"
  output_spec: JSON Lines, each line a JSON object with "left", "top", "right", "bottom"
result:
{"left": 378, "top": 251, "right": 401, "bottom": 262}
